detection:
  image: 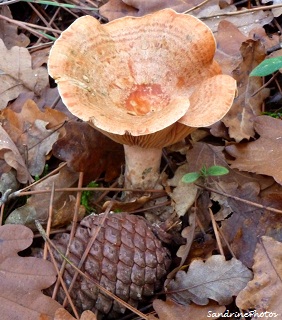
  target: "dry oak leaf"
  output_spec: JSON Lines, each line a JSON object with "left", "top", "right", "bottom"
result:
{"left": 0, "top": 124, "right": 32, "bottom": 184}
{"left": 167, "top": 163, "right": 198, "bottom": 217}
{"left": 52, "top": 121, "right": 124, "bottom": 182}
{"left": 226, "top": 115, "right": 282, "bottom": 185}
{"left": 166, "top": 255, "right": 252, "bottom": 305}
{"left": 1, "top": 99, "right": 67, "bottom": 176}
{"left": 99, "top": 0, "right": 202, "bottom": 20}
{"left": 0, "top": 39, "right": 48, "bottom": 109}
{"left": 219, "top": 181, "right": 282, "bottom": 268}
{"left": 0, "top": 224, "right": 62, "bottom": 320}
{"left": 236, "top": 236, "right": 282, "bottom": 319}
{"left": 152, "top": 299, "right": 225, "bottom": 320}
{"left": 5, "top": 165, "right": 81, "bottom": 229}
{"left": 54, "top": 308, "right": 97, "bottom": 320}
{"left": 0, "top": 6, "right": 29, "bottom": 49}
{"left": 221, "top": 40, "right": 269, "bottom": 142}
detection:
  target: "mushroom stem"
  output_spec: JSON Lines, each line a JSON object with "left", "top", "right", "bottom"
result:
{"left": 123, "top": 145, "right": 163, "bottom": 190}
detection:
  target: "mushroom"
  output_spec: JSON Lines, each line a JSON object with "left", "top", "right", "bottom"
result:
{"left": 48, "top": 9, "right": 236, "bottom": 190}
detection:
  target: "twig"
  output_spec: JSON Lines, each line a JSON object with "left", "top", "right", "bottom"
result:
{"left": 196, "top": 184, "right": 282, "bottom": 215}
{"left": 209, "top": 208, "right": 224, "bottom": 256}
{"left": 43, "top": 182, "right": 55, "bottom": 259}
{"left": 183, "top": 0, "right": 211, "bottom": 14}
{"left": 200, "top": 3, "right": 282, "bottom": 19}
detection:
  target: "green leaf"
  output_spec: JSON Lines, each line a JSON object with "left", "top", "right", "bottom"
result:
{"left": 250, "top": 57, "right": 282, "bottom": 77}
{"left": 206, "top": 166, "right": 229, "bottom": 176}
{"left": 182, "top": 172, "right": 201, "bottom": 183}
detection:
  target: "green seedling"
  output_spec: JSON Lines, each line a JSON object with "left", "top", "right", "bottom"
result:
{"left": 81, "top": 181, "right": 99, "bottom": 213}
{"left": 250, "top": 56, "right": 282, "bottom": 77}
{"left": 182, "top": 165, "right": 229, "bottom": 184}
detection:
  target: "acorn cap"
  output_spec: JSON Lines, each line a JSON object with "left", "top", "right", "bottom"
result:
{"left": 48, "top": 9, "right": 236, "bottom": 148}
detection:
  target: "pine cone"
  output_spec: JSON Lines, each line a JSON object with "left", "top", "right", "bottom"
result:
{"left": 50, "top": 212, "right": 171, "bottom": 317}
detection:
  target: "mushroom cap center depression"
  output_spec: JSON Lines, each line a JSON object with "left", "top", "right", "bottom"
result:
{"left": 125, "top": 83, "right": 170, "bottom": 116}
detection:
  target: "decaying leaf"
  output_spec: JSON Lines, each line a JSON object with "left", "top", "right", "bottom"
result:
{"left": 0, "top": 40, "right": 48, "bottom": 109}
{"left": 54, "top": 308, "right": 97, "bottom": 320}
{"left": 0, "top": 7, "right": 30, "bottom": 49}
{"left": 5, "top": 166, "right": 82, "bottom": 229}
{"left": 52, "top": 121, "right": 124, "bottom": 182}
{"left": 226, "top": 115, "right": 282, "bottom": 185}
{"left": 152, "top": 299, "right": 226, "bottom": 320}
{"left": 0, "top": 124, "right": 32, "bottom": 184}
{"left": 1, "top": 99, "right": 67, "bottom": 176}
{"left": 236, "top": 236, "right": 282, "bottom": 318}
{"left": 0, "top": 224, "right": 62, "bottom": 319}
{"left": 166, "top": 255, "right": 252, "bottom": 305}
{"left": 215, "top": 20, "right": 247, "bottom": 76}
{"left": 167, "top": 163, "right": 198, "bottom": 216}
{"left": 222, "top": 40, "right": 269, "bottom": 142}
{"left": 219, "top": 181, "right": 282, "bottom": 267}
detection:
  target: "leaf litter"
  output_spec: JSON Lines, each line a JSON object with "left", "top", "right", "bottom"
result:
{"left": 1, "top": 1, "right": 282, "bottom": 319}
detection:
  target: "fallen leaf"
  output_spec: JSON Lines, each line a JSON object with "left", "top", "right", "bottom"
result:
{"left": 5, "top": 165, "right": 81, "bottom": 229}
{"left": 222, "top": 40, "right": 269, "bottom": 141}
{"left": 0, "top": 7, "right": 30, "bottom": 49}
{"left": 215, "top": 20, "right": 247, "bottom": 76}
{"left": 0, "top": 39, "right": 48, "bottom": 109}
{"left": 167, "top": 163, "right": 198, "bottom": 217}
{"left": 219, "top": 181, "right": 282, "bottom": 267}
{"left": 99, "top": 0, "right": 201, "bottom": 20}
{"left": 166, "top": 255, "right": 252, "bottom": 305}
{"left": 226, "top": 115, "right": 282, "bottom": 184}
{"left": 0, "top": 124, "right": 32, "bottom": 184}
{"left": 54, "top": 308, "right": 97, "bottom": 320}
{"left": 52, "top": 121, "right": 124, "bottom": 182}
{"left": 1, "top": 99, "right": 68, "bottom": 176}
{"left": 0, "top": 224, "right": 62, "bottom": 320}
{"left": 236, "top": 236, "right": 282, "bottom": 319}
{"left": 152, "top": 299, "right": 225, "bottom": 320}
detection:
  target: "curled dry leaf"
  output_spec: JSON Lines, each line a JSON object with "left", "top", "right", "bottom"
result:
{"left": 0, "top": 40, "right": 48, "bottom": 109}
{"left": 52, "top": 121, "right": 124, "bottom": 182}
{"left": 226, "top": 115, "right": 282, "bottom": 185}
{"left": 1, "top": 99, "right": 68, "bottom": 177}
{"left": 0, "top": 124, "right": 32, "bottom": 184}
{"left": 0, "top": 224, "right": 62, "bottom": 320}
{"left": 152, "top": 299, "right": 225, "bottom": 320}
{"left": 222, "top": 40, "right": 269, "bottom": 142}
{"left": 167, "top": 163, "right": 198, "bottom": 217}
{"left": 5, "top": 166, "right": 82, "bottom": 229}
{"left": 236, "top": 236, "right": 282, "bottom": 318}
{"left": 166, "top": 255, "right": 253, "bottom": 305}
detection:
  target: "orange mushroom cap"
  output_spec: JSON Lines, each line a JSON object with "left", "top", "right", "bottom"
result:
{"left": 48, "top": 9, "right": 236, "bottom": 148}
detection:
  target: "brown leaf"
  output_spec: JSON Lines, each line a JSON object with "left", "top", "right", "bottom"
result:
{"left": 52, "top": 121, "right": 124, "bottom": 182}
{"left": 219, "top": 181, "right": 282, "bottom": 267}
{"left": 166, "top": 255, "right": 252, "bottom": 305}
{"left": 0, "top": 40, "right": 48, "bottom": 109}
{"left": 0, "top": 124, "right": 32, "bottom": 184}
{"left": 153, "top": 299, "right": 225, "bottom": 320}
{"left": 0, "top": 7, "right": 30, "bottom": 49}
{"left": 167, "top": 163, "right": 198, "bottom": 217}
{"left": 226, "top": 115, "right": 282, "bottom": 184}
{"left": 1, "top": 99, "right": 68, "bottom": 176}
{"left": 185, "top": 142, "right": 273, "bottom": 189}
{"left": 5, "top": 166, "right": 81, "bottom": 229}
{"left": 54, "top": 308, "right": 97, "bottom": 320}
{"left": 99, "top": 0, "right": 198, "bottom": 20}
{"left": 222, "top": 40, "right": 269, "bottom": 142}
{"left": 215, "top": 20, "right": 247, "bottom": 76}
{"left": 236, "top": 236, "right": 282, "bottom": 318}
{"left": 0, "top": 224, "right": 62, "bottom": 319}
